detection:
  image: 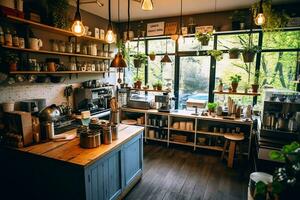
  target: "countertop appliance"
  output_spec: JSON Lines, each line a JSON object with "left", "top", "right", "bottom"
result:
{"left": 127, "top": 91, "right": 152, "bottom": 110}
{"left": 155, "top": 93, "right": 171, "bottom": 112}
{"left": 74, "top": 86, "right": 113, "bottom": 118}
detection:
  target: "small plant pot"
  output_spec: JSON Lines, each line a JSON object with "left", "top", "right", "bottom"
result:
{"left": 153, "top": 86, "right": 157, "bottom": 90}
{"left": 133, "top": 59, "right": 142, "bottom": 68}
{"left": 229, "top": 52, "right": 240, "bottom": 59}
{"left": 231, "top": 82, "right": 238, "bottom": 92}
{"left": 157, "top": 85, "right": 162, "bottom": 90}
{"left": 149, "top": 54, "right": 155, "bottom": 61}
{"left": 217, "top": 84, "right": 223, "bottom": 92}
{"left": 9, "top": 63, "right": 17, "bottom": 72}
{"left": 201, "top": 38, "right": 209, "bottom": 46}
{"left": 242, "top": 52, "right": 256, "bottom": 63}
{"left": 135, "top": 80, "right": 142, "bottom": 89}
{"left": 251, "top": 84, "right": 259, "bottom": 93}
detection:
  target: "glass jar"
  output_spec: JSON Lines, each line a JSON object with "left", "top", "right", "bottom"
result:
{"left": 51, "top": 40, "right": 59, "bottom": 52}
{"left": 76, "top": 43, "right": 81, "bottom": 53}
{"left": 82, "top": 45, "right": 88, "bottom": 55}
{"left": 66, "top": 42, "right": 73, "bottom": 53}
{"left": 100, "top": 61, "right": 104, "bottom": 71}
{"left": 4, "top": 28, "right": 12, "bottom": 46}
{"left": 91, "top": 43, "right": 97, "bottom": 56}
{"left": 59, "top": 41, "right": 66, "bottom": 52}
{"left": 96, "top": 62, "right": 101, "bottom": 71}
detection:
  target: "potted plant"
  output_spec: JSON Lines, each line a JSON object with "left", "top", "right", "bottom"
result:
{"left": 152, "top": 83, "right": 157, "bottom": 90}
{"left": 229, "top": 74, "right": 241, "bottom": 92}
{"left": 228, "top": 48, "right": 240, "bottom": 59}
{"left": 195, "top": 32, "right": 212, "bottom": 46}
{"left": 207, "top": 50, "right": 223, "bottom": 61}
{"left": 5, "top": 52, "right": 19, "bottom": 72}
{"left": 156, "top": 81, "right": 163, "bottom": 90}
{"left": 217, "top": 79, "right": 223, "bottom": 92}
{"left": 149, "top": 51, "right": 156, "bottom": 61}
{"left": 243, "top": 83, "right": 251, "bottom": 94}
{"left": 252, "top": 71, "right": 260, "bottom": 93}
{"left": 133, "top": 53, "right": 147, "bottom": 68}
{"left": 133, "top": 76, "right": 142, "bottom": 89}
{"left": 242, "top": 46, "right": 259, "bottom": 63}
{"left": 207, "top": 102, "right": 218, "bottom": 115}
{"left": 254, "top": 142, "right": 300, "bottom": 200}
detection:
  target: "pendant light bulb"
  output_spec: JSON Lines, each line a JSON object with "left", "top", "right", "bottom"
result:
{"left": 255, "top": 13, "right": 266, "bottom": 26}
{"left": 105, "top": 29, "right": 115, "bottom": 44}
{"left": 71, "top": 20, "right": 85, "bottom": 36}
{"left": 141, "top": 0, "right": 153, "bottom": 11}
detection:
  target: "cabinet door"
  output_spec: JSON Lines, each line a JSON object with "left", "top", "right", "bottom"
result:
{"left": 85, "top": 160, "right": 105, "bottom": 200}
{"left": 123, "top": 133, "right": 143, "bottom": 187}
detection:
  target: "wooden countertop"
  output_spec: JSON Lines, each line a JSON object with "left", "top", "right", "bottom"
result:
{"left": 18, "top": 124, "right": 144, "bottom": 167}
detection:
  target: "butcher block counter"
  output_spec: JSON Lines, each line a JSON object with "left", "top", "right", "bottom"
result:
{"left": 0, "top": 124, "right": 144, "bottom": 200}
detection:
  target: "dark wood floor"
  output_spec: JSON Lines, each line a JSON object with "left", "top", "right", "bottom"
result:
{"left": 125, "top": 143, "right": 249, "bottom": 200}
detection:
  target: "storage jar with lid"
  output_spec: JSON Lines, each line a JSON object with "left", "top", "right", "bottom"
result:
{"left": 66, "top": 42, "right": 73, "bottom": 53}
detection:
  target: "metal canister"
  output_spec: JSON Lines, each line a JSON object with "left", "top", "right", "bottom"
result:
{"left": 102, "top": 124, "right": 112, "bottom": 144}
{"left": 111, "top": 124, "right": 118, "bottom": 140}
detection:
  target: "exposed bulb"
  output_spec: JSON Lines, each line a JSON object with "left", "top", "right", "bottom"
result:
{"left": 105, "top": 30, "right": 115, "bottom": 44}
{"left": 71, "top": 20, "right": 85, "bottom": 36}
{"left": 141, "top": 0, "right": 153, "bottom": 11}
{"left": 255, "top": 13, "right": 266, "bottom": 26}
{"left": 178, "top": 35, "right": 184, "bottom": 44}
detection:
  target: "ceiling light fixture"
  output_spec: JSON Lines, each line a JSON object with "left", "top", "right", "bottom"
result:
{"left": 141, "top": 0, "right": 153, "bottom": 11}
{"left": 105, "top": 0, "right": 115, "bottom": 43}
{"left": 161, "top": 38, "right": 172, "bottom": 63}
{"left": 71, "top": 0, "right": 85, "bottom": 36}
{"left": 254, "top": 0, "right": 266, "bottom": 26}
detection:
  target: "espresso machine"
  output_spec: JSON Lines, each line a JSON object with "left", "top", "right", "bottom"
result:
{"left": 155, "top": 93, "right": 172, "bottom": 112}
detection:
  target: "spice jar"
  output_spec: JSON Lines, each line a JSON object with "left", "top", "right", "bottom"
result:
{"left": 66, "top": 42, "right": 73, "bottom": 53}
{"left": 51, "top": 39, "right": 59, "bottom": 52}
{"left": 59, "top": 41, "right": 66, "bottom": 52}
{"left": 4, "top": 28, "right": 12, "bottom": 46}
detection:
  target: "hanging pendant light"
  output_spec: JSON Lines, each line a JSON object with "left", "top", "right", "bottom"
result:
{"left": 161, "top": 38, "right": 172, "bottom": 63}
{"left": 141, "top": 0, "right": 153, "bottom": 11}
{"left": 254, "top": 0, "right": 266, "bottom": 26}
{"left": 71, "top": 0, "right": 85, "bottom": 36}
{"left": 105, "top": 0, "right": 115, "bottom": 43}
{"left": 177, "top": 0, "right": 184, "bottom": 43}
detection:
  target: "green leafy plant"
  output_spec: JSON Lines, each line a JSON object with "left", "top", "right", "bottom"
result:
{"left": 242, "top": 45, "right": 260, "bottom": 54}
{"left": 195, "top": 32, "right": 213, "bottom": 45}
{"left": 229, "top": 48, "right": 240, "bottom": 54}
{"left": 230, "top": 74, "right": 242, "bottom": 83}
{"left": 133, "top": 53, "right": 147, "bottom": 63}
{"left": 207, "top": 50, "right": 223, "bottom": 61}
{"left": 5, "top": 52, "right": 19, "bottom": 64}
{"left": 47, "top": 0, "right": 69, "bottom": 29}
{"left": 207, "top": 102, "right": 218, "bottom": 112}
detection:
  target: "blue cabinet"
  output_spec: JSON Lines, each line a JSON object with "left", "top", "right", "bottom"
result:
{"left": 85, "top": 132, "right": 143, "bottom": 200}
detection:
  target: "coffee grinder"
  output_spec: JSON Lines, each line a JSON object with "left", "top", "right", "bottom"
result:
{"left": 155, "top": 93, "right": 171, "bottom": 112}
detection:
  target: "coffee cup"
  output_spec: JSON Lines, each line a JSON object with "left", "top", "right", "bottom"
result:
{"left": 29, "top": 38, "right": 43, "bottom": 50}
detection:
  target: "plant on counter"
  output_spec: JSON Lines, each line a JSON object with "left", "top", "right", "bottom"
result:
{"left": 207, "top": 102, "right": 218, "bottom": 114}
{"left": 228, "top": 48, "right": 241, "bottom": 59}
{"left": 207, "top": 50, "right": 223, "bottom": 61}
{"left": 5, "top": 52, "right": 19, "bottom": 72}
{"left": 242, "top": 45, "right": 260, "bottom": 63}
{"left": 133, "top": 76, "right": 142, "bottom": 89}
{"left": 149, "top": 51, "right": 156, "bottom": 61}
{"left": 254, "top": 142, "right": 300, "bottom": 200}
{"left": 47, "top": 0, "right": 69, "bottom": 29}
{"left": 133, "top": 53, "right": 148, "bottom": 68}
{"left": 252, "top": 70, "right": 260, "bottom": 93}
{"left": 195, "top": 31, "right": 213, "bottom": 46}
{"left": 229, "top": 74, "right": 242, "bottom": 92}
{"left": 156, "top": 81, "right": 163, "bottom": 90}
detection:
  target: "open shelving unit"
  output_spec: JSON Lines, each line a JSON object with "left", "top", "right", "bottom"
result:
{"left": 213, "top": 91, "right": 261, "bottom": 96}
{"left": 9, "top": 71, "right": 107, "bottom": 75}
{"left": 130, "top": 88, "right": 171, "bottom": 93}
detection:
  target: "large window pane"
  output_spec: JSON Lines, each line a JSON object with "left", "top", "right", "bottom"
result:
{"left": 128, "top": 41, "right": 145, "bottom": 54}
{"left": 217, "top": 33, "right": 259, "bottom": 50}
{"left": 179, "top": 56, "right": 210, "bottom": 109}
{"left": 178, "top": 37, "right": 213, "bottom": 51}
{"left": 148, "top": 39, "right": 175, "bottom": 54}
{"left": 147, "top": 56, "right": 174, "bottom": 88}
{"left": 262, "top": 31, "right": 300, "bottom": 49}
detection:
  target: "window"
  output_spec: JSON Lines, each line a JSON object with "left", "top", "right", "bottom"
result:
{"left": 179, "top": 56, "right": 210, "bottom": 109}
{"left": 217, "top": 33, "right": 259, "bottom": 50}
{"left": 262, "top": 31, "right": 300, "bottom": 49}
{"left": 148, "top": 39, "right": 175, "bottom": 54}
{"left": 178, "top": 37, "right": 200, "bottom": 52}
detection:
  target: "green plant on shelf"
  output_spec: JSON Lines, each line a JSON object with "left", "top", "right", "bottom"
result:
{"left": 195, "top": 31, "right": 213, "bottom": 46}
{"left": 229, "top": 74, "right": 242, "bottom": 83}
{"left": 207, "top": 102, "right": 218, "bottom": 112}
{"left": 207, "top": 50, "right": 223, "bottom": 61}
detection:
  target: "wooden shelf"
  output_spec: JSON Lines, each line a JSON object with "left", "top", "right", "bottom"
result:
{"left": 145, "top": 137, "right": 168, "bottom": 142}
{"left": 197, "top": 130, "right": 224, "bottom": 137}
{"left": 1, "top": 45, "right": 113, "bottom": 60}
{"left": 213, "top": 91, "right": 261, "bottom": 96}
{"left": 169, "top": 128, "right": 195, "bottom": 133}
{"left": 130, "top": 88, "right": 171, "bottom": 93}
{"left": 169, "top": 141, "right": 194, "bottom": 147}
{"left": 9, "top": 71, "right": 107, "bottom": 74}
{"left": 6, "top": 15, "right": 110, "bottom": 44}
{"left": 146, "top": 125, "right": 168, "bottom": 130}
{"left": 195, "top": 145, "right": 223, "bottom": 151}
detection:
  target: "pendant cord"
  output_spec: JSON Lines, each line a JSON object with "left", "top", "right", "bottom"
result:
{"left": 108, "top": 0, "right": 111, "bottom": 25}
{"left": 180, "top": 0, "right": 182, "bottom": 33}
{"left": 127, "top": 0, "right": 130, "bottom": 39}
{"left": 77, "top": 0, "right": 80, "bottom": 13}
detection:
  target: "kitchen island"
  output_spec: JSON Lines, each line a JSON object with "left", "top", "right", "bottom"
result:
{"left": 0, "top": 124, "right": 144, "bottom": 200}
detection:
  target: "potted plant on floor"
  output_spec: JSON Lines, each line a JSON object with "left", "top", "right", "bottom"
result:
{"left": 195, "top": 32, "right": 213, "bottom": 46}
{"left": 207, "top": 102, "right": 218, "bottom": 115}
{"left": 252, "top": 71, "right": 260, "bottom": 93}
{"left": 5, "top": 52, "right": 19, "bottom": 72}
{"left": 133, "top": 76, "right": 142, "bottom": 89}
{"left": 229, "top": 74, "right": 241, "bottom": 92}
{"left": 133, "top": 53, "right": 147, "bottom": 68}
{"left": 149, "top": 51, "right": 156, "bottom": 61}
{"left": 242, "top": 46, "right": 259, "bottom": 63}
{"left": 228, "top": 48, "right": 240, "bottom": 59}
{"left": 207, "top": 50, "right": 223, "bottom": 61}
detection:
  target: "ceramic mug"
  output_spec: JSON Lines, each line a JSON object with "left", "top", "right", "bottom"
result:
{"left": 47, "top": 62, "right": 56, "bottom": 72}
{"left": 29, "top": 38, "right": 43, "bottom": 50}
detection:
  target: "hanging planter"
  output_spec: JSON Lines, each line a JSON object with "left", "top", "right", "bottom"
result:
{"left": 195, "top": 32, "right": 212, "bottom": 46}
{"left": 133, "top": 53, "right": 147, "bottom": 68}
{"left": 228, "top": 48, "right": 240, "bottom": 59}
{"left": 149, "top": 51, "right": 156, "bottom": 61}
{"left": 207, "top": 50, "right": 223, "bottom": 61}
{"left": 242, "top": 46, "right": 259, "bottom": 63}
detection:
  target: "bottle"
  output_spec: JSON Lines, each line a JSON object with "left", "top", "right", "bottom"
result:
{"left": 4, "top": 28, "right": 12, "bottom": 46}
{"left": 0, "top": 26, "right": 4, "bottom": 45}
{"left": 12, "top": 30, "right": 19, "bottom": 47}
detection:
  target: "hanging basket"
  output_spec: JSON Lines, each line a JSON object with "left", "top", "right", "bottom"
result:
{"left": 229, "top": 51, "right": 240, "bottom": 59}
{"left": 133, "top": 59, "right": 142, "bottom": 68}
{"left": 242, "top": 52, "right": 256, "bottom": 63}
{"left": 201, "top": 38, "right": 210, "bottom": 46}
{"left": 149, "top": 54, "right": 156, "bottom": 61}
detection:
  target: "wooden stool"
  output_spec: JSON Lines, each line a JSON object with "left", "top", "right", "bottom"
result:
{"left": 221, "top": 133, "right": 244, "bottom": 168}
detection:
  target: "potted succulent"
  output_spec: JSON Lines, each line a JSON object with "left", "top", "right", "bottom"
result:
{"left": 207, "top": 102, "right": 218, "bottom": 115}
{"left": 133, "top": 76, "right": 142, "bottom": 89}
{"left": 228, "top": 48, "right": 240, "bottom": 59}
{"left": 242, "top": 46, "right": 259, "bottom": 63}
{"left": 207, "top": 50, "right": 223, "bottom": 61}
{"left": 229, "top": 74, "right": 241, "bottom": 92}
{"left": 195, "top": 32, "right": 213, "bottom": 46}
{"left": 156, "top": 81, "right": 163, "bottom": 90}
{"left": 252, "top": 71, "right": 260, "bottom": 93}
{"left": 5, "top": 52, "right": 19, "bottom": 72}
{"left": 133, "top": 53, "right": 147, "bottom": 68}
{"left": 217, "top": 79, "right": 223, "bottom": 92}
{"left": 149, "top": 51, "right": 156, "bottom": 61}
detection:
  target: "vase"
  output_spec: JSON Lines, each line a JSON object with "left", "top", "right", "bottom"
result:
{"left": 135, "top": 80, "right": 142, "bottom": 89}
{"left": 218, "top": 84, "right": 223, "bottom": 92}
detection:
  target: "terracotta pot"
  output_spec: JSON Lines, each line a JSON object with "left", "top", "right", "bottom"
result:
{"left": 9, "top": 63, "right": 17, "bottom": 71}
{"left": 133, "top": 59, "right": 142, "bottom": 68}
{"left": 229, "top": 52, "right": 240, "bottom": 59}
{"left": 149, "top": 54, "right": 155, "bottom": 61}
{"left": 242, "top": 52, "right": 256, "bottom": 63}
{"left": 218, "top": 84, "right": 223, "bottom": 92}
{"left": 135, "top": 80, "right": 142, "bottom": 89}
{"left": 252, "top": 84, "right": 259, "bottom": 93}
{"left": 231, "top": 82, "right": 239, "bottom": 92}
{"left": 157, "top": 85, "right": 162, "bottom": 90}
{"left": 201, "top": 38, "right": 209, "bottom": 46}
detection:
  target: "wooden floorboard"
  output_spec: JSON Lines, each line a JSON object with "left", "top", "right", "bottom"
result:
{"left": 125, "top": 143, "right": 249, "bottom": 200}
